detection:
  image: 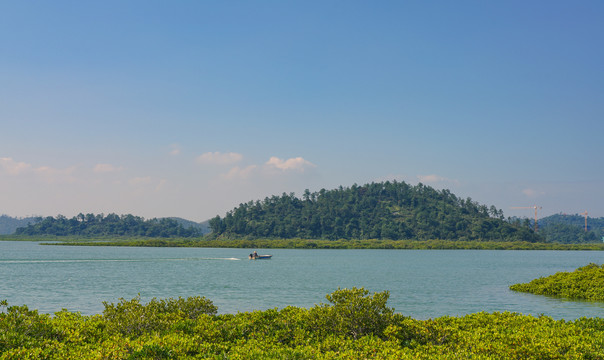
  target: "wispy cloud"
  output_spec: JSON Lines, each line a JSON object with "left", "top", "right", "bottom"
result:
{"left": 417, "top": 174, "right": 459, "bottom": 185}
{"left": 218, "top": 156, "right": 316, "bottom": 181}
{"left": 35, "top": 166, "right": 77, "bottom": 183}
{"left": 0, "top": 157, "right": 32, "bottom": 175}
{"left": 522, "top": 188, "right": 544, "bottom": 198}
{"left": 93, "top": 163, "right": 123, "bottom": 173}
{"left": 169, "top": 144, "right": 181, "bottom": 156}
{"left": 155, "top": 179, "right": 167, "bottom": 192}
{"left": 265, "top": 156, "right": 315, "bottom": 172}
{"left": 222, "top": 165, "right": 257, "bottom": 180}
{"left": 129, "top": 176, "right": 152, "bottom": 186}
{"left": 127, "top": 177, "right": 166, "bottom": 192}
{"left": 1, "top": 157, "right": 77, "bottom": 183}
{"left": 197, "top": 151, "right": 243, "bottom": 165}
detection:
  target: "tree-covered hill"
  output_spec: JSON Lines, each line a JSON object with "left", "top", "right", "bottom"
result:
{"left": 0, "top": 215, "right": 41, "bottom": 235}
{"left": 209, "top": 181, "right": 542, "bottom": 242}
{"left": 169, "top": 217, "right": 211, "bottom": 235}
{"left": 538, "top": 214, "right": 603, "bottom": 243}
{"left": 14, "top": 213, "right": 202, "bottom": 237}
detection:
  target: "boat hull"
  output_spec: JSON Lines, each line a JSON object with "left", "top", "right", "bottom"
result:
{"left": 249, "top": 255, "right": 272, "bottom": 260}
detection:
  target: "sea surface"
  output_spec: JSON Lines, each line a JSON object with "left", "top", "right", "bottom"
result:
{"left": 1, "top": 241, "right": 603, "bottom": 320}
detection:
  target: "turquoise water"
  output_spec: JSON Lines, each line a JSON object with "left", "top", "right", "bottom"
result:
{"left": 1, "top": 241, "right": 603, "bottom": 319}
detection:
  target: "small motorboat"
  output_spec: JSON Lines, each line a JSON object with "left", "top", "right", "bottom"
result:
{"left": 249, "top": 252, "right": 272, "bottom": 260}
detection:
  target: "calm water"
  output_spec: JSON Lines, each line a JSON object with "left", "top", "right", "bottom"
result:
{"left": 1, "top": 241, "right": 603, "bottom": 320}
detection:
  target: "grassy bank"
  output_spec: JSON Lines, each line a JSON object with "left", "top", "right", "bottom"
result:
{"left": 4, "top": 234, "right": 604, "bottom": 250}
{"left": 27, "top": 236, "right": 604, "bottom": 251}
{"left": 1, "top": 288, "right": 603, "bottom": 359}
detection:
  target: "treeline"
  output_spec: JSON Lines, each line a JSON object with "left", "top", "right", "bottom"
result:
{"left": 210, "top": 181, "right": 542, "bottom": 242}
{"left": 51, "top": 238, "right": 604, "bottom": 251}
{"left": 15, "top": 213, "right": 202, "bottom": 237}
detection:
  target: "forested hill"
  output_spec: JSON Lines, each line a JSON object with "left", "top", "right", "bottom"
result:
{"left": 539, "top": 214, "right": 604, "bottom": 233}
{"left": 170, "top": 217, "right": 211, "bottom": 235}
{"left": 538, "top": 214, "right": 603, "bottom": 244}
{"left": 14, "top": 213, "right": 202, "bottom": 237}
{"left": 0, "top": 215, "right": 41, "bottom": 235}
{"left": 209, "top": 181, "right": 542, "bottom": 242}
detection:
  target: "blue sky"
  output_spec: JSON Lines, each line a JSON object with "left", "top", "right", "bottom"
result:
{"left": 1, "top": 1, "right": 603, "bottom": 222}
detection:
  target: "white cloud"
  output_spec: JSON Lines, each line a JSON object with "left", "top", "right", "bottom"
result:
{"left": 417, "top": 174, "right": 459, "bottom": 185}
{"left": 155, "top": 179, "right": 167, "bottom": 192}
{"left": 197, "top": 151, "right": 243, "bottom": 165}
{"left": 216, "top": 155, "right": 315, "bottom": 181}
{"left": 93, "top": 163, "right": 123, "bottom": 173}
{"left": 0, "top": 157, "right": 77, "bottom": 183}
{"left": 169, "top": 144, "right": 181, "bottom": 156}
{"left": 222, "top": 165, "right": 257, "bottom": 180}
{"left": 34, "top": 166, "right": 77, "bottom": 183}
{"left": 265, "top": 156, "right": 315, "bottom": 172}
{"left": 522, "top": 188, "right": 544, "bottom": 198}
{"left": 126, "top": 176, "right": 166, "bottom": 194}
{"left": 0, "top": 157, "right": 32, "bottom": 175}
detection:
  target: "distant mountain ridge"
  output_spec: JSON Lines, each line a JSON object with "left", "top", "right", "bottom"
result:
{"left": 537, "top": 214, "right": 604, "bottom": 244}
{"left": 539, "top": 213, "right": 604, "bottom": 231}
{"left": 169, "top": 217, "right": 211, "bottom": 235}
{"left": 0, "top": 215, "right": 42, "bottom": 235}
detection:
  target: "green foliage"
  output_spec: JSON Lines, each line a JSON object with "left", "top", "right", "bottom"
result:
{"left": 539, "top": 213, "right": 604, "bottom": 241}
{"left": 510, "top": 263, "right": 604, "bottom": 301}
{"left": 1, "top": 289, "right": 604, "bottom": 359}
{"left": 56, "top": 237, "right": 604, "bottom": 251}
{"left": 209, "top": 181, "right": 542, "bottom": 242}
{"left": 0, "top": 302, "right": 61, "bottom": 355}
{"left": 538, "top": 217, "right": 601, "bottom": 244}
{"left": 311, "top": 287, "right": 398, "bottom": 340}
{"left": 14, "top": 213, "right": 202, "bottom": 238}
{"left": 102, "top": 295, "right": 217, "bottom": 338}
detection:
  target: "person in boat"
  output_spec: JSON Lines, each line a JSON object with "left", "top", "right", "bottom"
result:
{"left": 253, "top": 251, "right": 258, "bottom": 259}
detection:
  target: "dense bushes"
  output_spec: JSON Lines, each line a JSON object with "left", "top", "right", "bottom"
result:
{"left": 102, "top": 296, "right": 217, "bottom": 338}
{"left": 2, "top": 289, "right": 604, "bottom": 359}
{"left": 510, "top": 263, "right": 604, "bottom": 301}
{"left": 309, "top": 287, "right": 399, "bottom": 340}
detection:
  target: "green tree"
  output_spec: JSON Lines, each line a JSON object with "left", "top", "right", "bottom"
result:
{"left": 311, "top": 287, "right": 397, "bottom": 340}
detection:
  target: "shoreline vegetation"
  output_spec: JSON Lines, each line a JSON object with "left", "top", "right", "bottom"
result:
{"left": 7, "top": 182, "right": 604, "bottom": 246}
{"left": 3, "top": 236, "right": 602, "bottom": 250}
{"left": 8, "top": 182, "right": 546, "bottom": 243}
{"left": 510, "top": 263, "right": 604, "bottom": 301}
{"left": 1, "top": 288, "right": 603, "bottom": 359}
